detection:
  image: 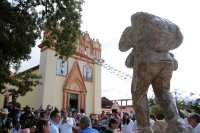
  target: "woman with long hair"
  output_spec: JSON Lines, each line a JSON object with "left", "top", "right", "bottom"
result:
{"left": 122, "top": 112, "right": 134, "bottom": 133}
{"left": 105, "top": 118, "right": 119, "bottom": 133}
{"left": 19, "top": 124, "right": 36, "bottom": 133}
{"left": 34, "top": 119, "right": 51, "bottom": 133}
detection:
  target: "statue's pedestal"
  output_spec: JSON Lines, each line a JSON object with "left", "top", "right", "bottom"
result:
{"left": 135, "top": 120, "right": 194, "bottom": 133}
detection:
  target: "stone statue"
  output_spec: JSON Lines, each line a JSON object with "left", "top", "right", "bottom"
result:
{"left": 119, "top": 12, "right": 193, "bottom": 133}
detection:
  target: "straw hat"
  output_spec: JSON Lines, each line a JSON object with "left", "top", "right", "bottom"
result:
{"left": 180, "top": 110, "right": 190, "bottom": 118}
{"left": 106, "top": 111, "right": 112, "bottom": 115}
{"left": 0, "top": 108, "right": 9, "bottom": 114}
{"left": 77, "top": 113, "right": 81, "bottom": 116}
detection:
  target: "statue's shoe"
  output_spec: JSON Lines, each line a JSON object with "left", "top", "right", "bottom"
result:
{"left": 164, "top": 120, "right": 194, "bottom": 133}
{"left": 137, "top": 127, "right": 154, "bottom": 133}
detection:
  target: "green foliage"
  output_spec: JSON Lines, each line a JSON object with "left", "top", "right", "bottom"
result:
{"left": 8, "top": 70, "right": 42, "bottom": 96}
{"left": 148, "top": 97, "right": 157, "bottom": 106}
{"left": 41, "top": 0, "right": 84, "bottom": 60}
{"left": 176, "top": 99, "right": 200, "bottom": 114}
{"left": 151, "top": 104, "right": 165, "bottom": 120}
{"left": 190, "top": 98, "right": 200, "bottom": 114}
{"left": 0, "top": 0, "right": 84, "bottom": 96}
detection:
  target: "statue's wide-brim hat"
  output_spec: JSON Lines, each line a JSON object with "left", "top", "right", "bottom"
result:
{"left": 130, "top": 12, "right": 183, "bottom": 51}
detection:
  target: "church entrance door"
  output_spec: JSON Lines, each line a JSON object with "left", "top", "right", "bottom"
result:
{"left": 70, "top": 93, "right": 78, "bottom": 111}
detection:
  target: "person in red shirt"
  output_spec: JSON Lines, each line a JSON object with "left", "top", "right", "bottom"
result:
{"left": 112, "top": 109, "right": 121, "bottom": 130}
{"left": 112, "top": 109, "right": 120, "bottom": 122}
{"left": 100, "top": 111, "right": 106, "bottom": 119}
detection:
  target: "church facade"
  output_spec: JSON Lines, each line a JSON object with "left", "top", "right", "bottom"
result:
{"left": 0, "top": 33, "right": 103, "bottom": 114}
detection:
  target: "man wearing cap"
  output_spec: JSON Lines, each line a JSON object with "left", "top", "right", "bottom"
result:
{"left": 105, "top": 111, "right": 113, "bottom": 129}
{"left": 180, "top": 109, "right": 191, "bottom": 127}
{"left": 0, "top": 108, "right": 13, "bottom": 133}
{"left": 4, "top": 95, "right": 21, "bottom": 126}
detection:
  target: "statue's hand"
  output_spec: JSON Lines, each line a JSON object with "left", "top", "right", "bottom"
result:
{"left": 125, "top": 49, "right": 134, "bottom": 68}
{"left": 169, "top": 52, "right": 178, "bottom": 71}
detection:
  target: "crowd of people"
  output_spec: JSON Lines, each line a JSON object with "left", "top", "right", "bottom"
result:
{"left": 0, "top": 95, "right": 200, "bottom": 133}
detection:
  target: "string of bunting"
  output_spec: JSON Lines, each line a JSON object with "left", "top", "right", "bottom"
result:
{"left": 79, "top": 46, "right": 133, "bottom": 83}
{"left": 100, "top": 63, "right": 133, "bottom": 84}
{"left": 79, "top": 46, "right": 200, "bottom": 105}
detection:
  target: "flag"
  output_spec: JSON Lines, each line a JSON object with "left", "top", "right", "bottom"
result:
{"left": 190, "top": 92, "right": 196, "bottom": 96}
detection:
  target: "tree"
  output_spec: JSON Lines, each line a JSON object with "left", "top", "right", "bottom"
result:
{"left": 151, "top": 104, "right": 165, "bottom": 120}
{"left": 190, "top": 98, "right": 200, "bottom": 114}
{"left": 0, "top": 0, "right": 84, "bottom": 96}
{"left": 148, "top": 96, "right": 157, "bottom": 106}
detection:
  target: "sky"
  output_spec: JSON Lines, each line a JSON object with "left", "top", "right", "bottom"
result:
{"left": 19, "top": 0, "right": 200, "bottom": 104}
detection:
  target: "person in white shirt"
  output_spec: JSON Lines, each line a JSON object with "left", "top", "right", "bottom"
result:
{"left": 10, "top": 121, "right": 22, "bottom": 133}
{"left": 188, "top": 113, "right": 200, "bottom": 133}
{"left": 133, "top": 117, "right": 154, "bottom": 132}
{"left": 180, "top": 109, "right": 191, "bottom": 127}
{"left": 121, "top": 112, "right": 134, "bottom": 133}
{"left": 80, "top": 109, "right": 85, "bottom": 118}
{"left": 68, "top": 111, "right": 76, "bottom": 128}
{"left": 58, "top": 111, "right": 74, "bottom": 133}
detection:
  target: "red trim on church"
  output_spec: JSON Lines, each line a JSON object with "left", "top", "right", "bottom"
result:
{"left": 62, "top": 61, "right": 87, "bottom": 111}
